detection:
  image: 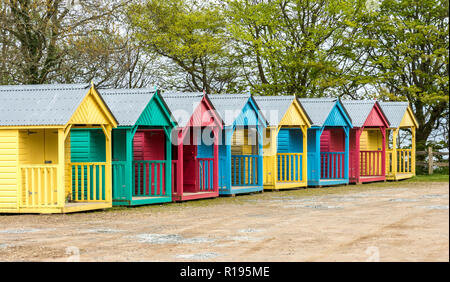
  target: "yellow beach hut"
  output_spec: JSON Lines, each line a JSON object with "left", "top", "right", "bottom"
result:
{"left": 253, "top": 96, "right": 311, "bottom": 190}
{"left": 0, "top": 83, "right": 117, "bottom": 214}
{"left": 379, "top": 102, "right": 418, "bottom": 181}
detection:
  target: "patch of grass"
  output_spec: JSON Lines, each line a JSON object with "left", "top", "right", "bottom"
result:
{"left": 406, "top": 174, "right": 449, "bottom": 182}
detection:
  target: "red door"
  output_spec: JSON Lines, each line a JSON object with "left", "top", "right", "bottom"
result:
{"left": 183, "top": 145, "right": 197, "bottom": 193}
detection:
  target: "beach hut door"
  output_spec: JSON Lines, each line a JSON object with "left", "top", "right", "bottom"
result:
{"left": 183, "top": 145, "right": 197, "bottom": 192}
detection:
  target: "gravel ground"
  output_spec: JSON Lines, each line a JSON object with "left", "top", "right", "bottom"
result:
{"left": 0, "top": 181, "right": 448, "bottom": 262}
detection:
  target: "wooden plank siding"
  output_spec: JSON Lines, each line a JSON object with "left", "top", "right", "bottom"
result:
{"left": 0, "top": 130, "right": 19, "bottom": 211}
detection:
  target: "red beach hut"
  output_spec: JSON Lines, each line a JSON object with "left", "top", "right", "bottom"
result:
{"left": 342, "top": 100, "right": 390, "bottom": 184}
{"left": 162, "top": 93, "right": 223, "bottom": 201}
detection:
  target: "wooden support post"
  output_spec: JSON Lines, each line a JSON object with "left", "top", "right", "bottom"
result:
{"left": 57, "top": 128, "right": 65, "bottom": 207}
{"left": 105, "top": 125, "right": 112, "bottom": 202}
{"left": 344, "top": 127, "right": 350, "bottom": 181}
{"left": 126, "top": 129, "right": 133, "bottom": 201}
{"left": 257, "top": 125, "right": 264, "bottom": 188}
{"left": 165, "top": 127, "right": 172, "bottom": 198}
{"left": 177, "top": 129, "right": 184, "bottom": 197}
{"left": 355, "top": 128, "right": 362, "bottom": 184}
{"left": 302, "top": 125, "right": 308, "bottom": 184}
{"left": 213, "top": 127, "right": 219, "bottom": 193}
{"left": 392, "top": 129, "right": 398, "bottom": 177}
{"left": 428, "top": 146, "right": 434, "bottom": 175}
{"left": 412, "top": 127, "right": 416, "bottom": 176}
{"left": 271, "top": 127, "right": 278, "bottom": 186}
{"left": 225, "top": 127, "right": 233, "bottom": 192}
{"left": 316, "top": 128, "right": 323, "bottom": 183}
{"left": 381, "top": 127, "right": 386, "bottom": 177}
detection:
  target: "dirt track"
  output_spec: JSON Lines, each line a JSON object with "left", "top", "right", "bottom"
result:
{"left": 0, "top": 181, "right": 448, "bottom": 262}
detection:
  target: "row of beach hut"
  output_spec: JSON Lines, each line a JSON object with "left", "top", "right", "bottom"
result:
{"left": 0, "top": 83, "right": 418, "bottom": 214}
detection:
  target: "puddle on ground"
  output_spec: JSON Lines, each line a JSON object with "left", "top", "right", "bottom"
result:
{"left": 245, "top": 213, "right": 269, "bottom": 218}
{"left": 225, "top": 235, "right": 265, "bottom": 242}
{"left": 420, "top": 205, "right": 449, "bottom": 210}
{"left": 238, "top": 228, "right": 264, "bottom": 233}
{"left": 0, "top": 243, "right": 10, "bottom": 249}
{"left": 176, "top": 252, "right": 221, "bottom": 260}
{"left": 421, "top": 194, "right": 449, "bottom": 199}
{"left": 328, "top": 196, "right": 358, "bottom": 202}
{"left": 85, "top": 228, "right": 124, "bottom": 234}
{"left": 284, "top": 204, "right": 343, "bottom": 210}
{"left": 0, "top": 228, "right": 41, "bottom": 234}
{"left": 348, "top": 193, "right": 375, "bottom": 198}
{"left": 389, "top": 198, "right": 420, "bottom": 202}
{"left": 134, "top": 234, "right": 214, "bottom": 244}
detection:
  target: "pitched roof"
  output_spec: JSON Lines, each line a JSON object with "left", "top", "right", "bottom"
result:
{"left": 208, "top": 94, "right": 262, "bottom": 126}
{"left": 297, "top": 98, "right": 338, "bottom": 126}
{"left": 161, "top": 92, "right": 204, "bottom": 127}
{"left": 0, "top": 83, "right": 91, "bottom": 126}
{"left": 100, "top": 88, "right": 156, "bottom": 126}
{"left": 378, "top": 102, "right": 411, "bottom": 128}
{"left": 253, "top": 95, "right": 292, "bottom": 126}
{"left": 253, "top": 95, "right": 309, "bottom": 126}
{"left": 341, "top": 100, "right": 386, "bottom": 127}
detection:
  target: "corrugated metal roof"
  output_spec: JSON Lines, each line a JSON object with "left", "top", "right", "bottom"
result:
{"left": 297, "top": 98, "right": 337, "bottom": 126}
{"left": 208, "top": 94, "right": 253, "bottom": 126}
{"left": 100, "top": 88, "right": 156, "bottom": 126}
{"left": 341, "top": 100, "right": 380, "bottom": 127}
{"left": 378, "top": 102, "right": 409, "bottom": 128}
{"left": 161, "top": 92, "right": 204, "bottom": 127}
{"left": 0, "top": 83, "right": 90, "bottom": 126}
{"left": 253, "top": 96, "right": 296, "bottom": 126}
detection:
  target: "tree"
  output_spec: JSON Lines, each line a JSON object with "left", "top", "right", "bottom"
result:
{"left": 0, "top": 0, "right": 150, "bottom": 87}
{"left": 225, "top": 0, "right": 364, "bottom": 96}
{"left": 127, "top": 0, "right": 242, "bottom": 93}
{"left": 351, "top": 0, "right": 449, "bottom": 148}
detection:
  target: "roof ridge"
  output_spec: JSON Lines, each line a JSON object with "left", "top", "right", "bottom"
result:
{"left": 162, "top": 92, "right": 203, "bottom": 97}
{"left": 254, "top": 95, "right": 294, "bottom": 99}
{"left": 100, "top": 88, "right": 156, "bottom": 95}
{"left": 0, "top": 83, "right": 89, "bottom": 91}
{"left": 208, "top": 93, "right": 250, "bottom": 97}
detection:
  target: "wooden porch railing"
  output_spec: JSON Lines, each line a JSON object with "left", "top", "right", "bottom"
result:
{"left": 198, "top": 158, "right": 214, "bottom": 191}
{"left": 321, "top": 152, "right": 345, "bottom": 179}
{"left": 133, "top": 160, "right": 167, "bottom": 197}
{"left": 71, "top": 162, "right": 106, "bottom": 202}
{"left": 231, "top": 155, "right": 259, "bottom": 186}
{"left": 277, "top": 153, "right": 303, "bottom": 182}
{"left": 386, "top": 149, "right": 413, "bottom": 175}
{"left": 19, "top": 165, "right": 59, "bottom": 208}
{"left": 360, "top": 151, "right": 383, "bottom": 176}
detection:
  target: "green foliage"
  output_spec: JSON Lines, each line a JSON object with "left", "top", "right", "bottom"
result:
{"left": 351, "top": 0, "right": 449, "bottom": 145}
{"left": 127, "top": 0, "right": 241, "bottom": 93}
{"left": 225, "top": 0, "right": 364, "bottom": 96}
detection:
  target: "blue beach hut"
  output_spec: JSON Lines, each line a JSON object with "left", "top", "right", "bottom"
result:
{"left": 208, "top": 94, "right": 268, "bottom": 195}
{"left": 298, "top": 99, "right": 353, "bottom": 187}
